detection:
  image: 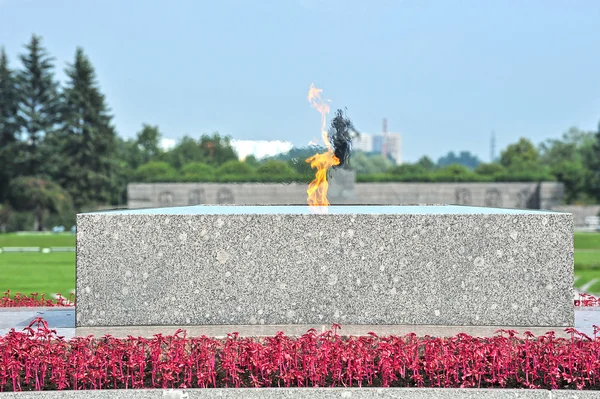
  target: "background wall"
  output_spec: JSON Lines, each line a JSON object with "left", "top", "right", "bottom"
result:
{"left": 128, "top": 171, "right": 566, "bottom": 212}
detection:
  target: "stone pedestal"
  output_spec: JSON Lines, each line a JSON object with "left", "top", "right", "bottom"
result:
{"left": 76, "top": 205, "right": 573, "bottom": 334}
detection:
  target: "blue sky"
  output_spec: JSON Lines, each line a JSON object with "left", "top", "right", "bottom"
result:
{"left": 1, "top": 0, "right": 599, "bottom": 163}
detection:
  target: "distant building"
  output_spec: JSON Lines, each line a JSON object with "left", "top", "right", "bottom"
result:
{"left": 354, "top": 133, "right": 373, "bottom": 153}
{"left": 353, "top": 132, "right": 402, "bottom": 164}
{"left": 372, "top": 135, "right": 384, "bottom": 153}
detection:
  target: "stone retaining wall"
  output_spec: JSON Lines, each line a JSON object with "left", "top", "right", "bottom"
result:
{"left": 127, "top": 178, "right": 565, "bottom": 211}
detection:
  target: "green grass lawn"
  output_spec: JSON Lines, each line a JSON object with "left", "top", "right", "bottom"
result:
{"left": 0, "top": 233, "right": 76, "bottom": 300}
{"left": 0, "top": 253, "right": 76, "bottom": 299}
{"left": 0, "top": 231, "right": 599, "bottom": 299}
{"left": 573, "top": 232, "right": 600, "bottom": 294}
{"left": 575, "top": 250, "right": 600, "bottom": 269}
{"left": 0, "top": 233, "right": 75, "bottom": 248}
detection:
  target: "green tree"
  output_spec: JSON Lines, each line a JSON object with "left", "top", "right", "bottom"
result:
{"left": 244, "top": 155, "right": 260, "bottom": 168}
{"left": 54, "top": 47, "right": 117, "bottom": 209}
{"left": 169, "top": 136, "right": 205, "bottom": 169}
{"left": 107, "top": 136, "right": 146, "bottom": 205}
{"left": 199, "top": 133, "right": 238, "bottom": 165}
{"left": 348, "top": 151, "right": 371, "bottom": 174}
{"left": 539, "top": 128, "right": 594, "bottom": 203}
{"left": 135, "top": 124, "right": 162, "bottom": 165}
{"left": 8, "top": 176, "right": 73, "bottom": 231}
{"left": 590, "top": 122, "right": 600, "bottom": 201}
{"left": 0, "top": 48, "right": 20, "bottom": 202}
{"left": 350, "top": 151, "right": 394, "bottom": 174}
{"left": 15, "top": 34, "right": 60, "bottom": 177}
{"left": 416, "top": 156, "right": 436, "bottom": 171}
{"left": 0, "top": 202, "right": 13, "bottom": 233}
{"left": 500, "top": 138, "right": 539, "bottom": 169}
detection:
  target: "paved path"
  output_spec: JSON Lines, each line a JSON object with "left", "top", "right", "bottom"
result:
{"left": 0, "top": 308, "right": 75, "bottom": 338}
{"left": 2, "top": 307, "right": 600, "bottom": 339}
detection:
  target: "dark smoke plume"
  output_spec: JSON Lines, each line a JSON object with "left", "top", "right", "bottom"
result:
{"left": 328, "top": 108, "right": 358, "bottom": 169}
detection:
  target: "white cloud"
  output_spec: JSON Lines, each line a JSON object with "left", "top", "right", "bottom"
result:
{"left": 157, "top": 138, "right": 294, "bottom": 160}
{"left": 160, "top": 138, "right": 176, "bottom": 151}
{"left": 231, "top": 139, "right": 294, "bottom": 160}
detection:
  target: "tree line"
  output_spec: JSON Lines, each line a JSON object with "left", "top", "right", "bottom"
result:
{"left": 127, "top": 127, "right": 600, "bottom": 205}
{"left": 1, "top": 35, "right": 599, "bottom": 231}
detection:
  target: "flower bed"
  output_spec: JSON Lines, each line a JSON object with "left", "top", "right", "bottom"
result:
{"left": 575, "top": 293, "right": 600, "bottom": 307}
{"left": 1, "top": 291, "right": 75, "bottom": 307}
{"left": 2, "top": 291, "right": 599, "bottom": 308}
{"left": 1, "top": 319, "right": 600, "bottom": 392}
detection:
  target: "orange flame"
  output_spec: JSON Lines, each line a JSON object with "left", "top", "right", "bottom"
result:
{"left": 306, "top": 83, "right": 340, "bottom": 206}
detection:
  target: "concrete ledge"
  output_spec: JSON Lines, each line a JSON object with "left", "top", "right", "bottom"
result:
{"left": 76, "top": 205, "right": 573, "bottom": 328}
{"left": 76, "top": 323, "right": 573, "bottom": 339}
{"left": 0, "top": 388, "right": 597, "bottom": 398}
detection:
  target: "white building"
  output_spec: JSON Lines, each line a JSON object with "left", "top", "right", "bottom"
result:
{"left": 353, "top": 132, "right": 402, "bottom": 164}
{"left": 354, "top": 133, "right": 373, "bottom": 153}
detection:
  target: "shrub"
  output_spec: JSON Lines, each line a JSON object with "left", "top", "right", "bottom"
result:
{"left": 475, "top": 162, "right": 506, "bottom": 176}
{"left": 256, "top": 160, "right": 295, "bottom": 176}
{"left": 180, "top": 162, "right": 214, "bottom": 177}
{"left": 179, "top": 162, "right": 215, "bottom": 181}
{"left": 216, "top": 160, "right": 254, "bottom": 176}
{"left": 135, "top": 161, "right": 177, "bottom": 182}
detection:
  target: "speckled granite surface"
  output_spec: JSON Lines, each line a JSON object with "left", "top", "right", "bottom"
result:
{"left": 75, "top": 205, "right": 574, "bottom": 328}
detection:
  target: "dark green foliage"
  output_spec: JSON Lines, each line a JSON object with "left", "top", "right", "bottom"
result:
{"left": 52, "top": 47, "right": 117, "bottom": 209}
{"left": 166, "top": 134, "right": 237, "bottom": 169}
{"left": 168, "top": 136, "right": 206, "bottom": 169}
{"left": 591, "top": 122, "right": 600, "bottom": 201}
{"left": 500, "top": 138, "right": 539, "bottom": 168}
{"left": 15, "top": 34, "right": 61, "bottom": 177}
{"left": 244, "top": 155, "right": 260, "bottom": 167}
{"left": 135, "top": 124, "right": 162, "bottom": 165}
{"left": 539, "top": 128, "right": 596, "bottom": 203}
{"left": 416, "top": 156, "right": 436, "bottom": 171}
{"left": 0, "top": 203, "right": 14, "bottom": 232}
{"left": 200, "top": 133, "right": 238, "bottom": 166}
{"left": 0, "top": 49, "right": 20, "bottom": 203}
{"left": 8, "top": 176, "right": 73, "bottom": 231}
